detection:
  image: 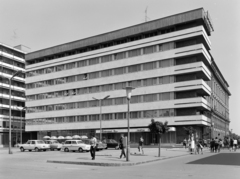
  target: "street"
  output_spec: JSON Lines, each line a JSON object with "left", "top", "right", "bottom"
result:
{"left": 0, "top": 147, "right": 239, "bottom": 179}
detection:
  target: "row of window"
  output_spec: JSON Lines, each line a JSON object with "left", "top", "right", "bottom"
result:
{"left": 1, "top": 66, "right": 25, "bottom": 78}
{"left": 0, "top": 45, "right": 25, "bottom": 59}
{"left": 26, "top": 92, "right": 175, "bottom": 113}
{"left": 26, "top": 37, "right": 198, "bottom": 78}
{"left": 0, "top": 56, "right": 25, "bottom": 69}
{"left": 0, "top": 78, "right": 25, "bottom": 88}
{"left": 26, "top": 108, "right": 175, "bottom": 125}
{"left": 27, "top": 22, "right": 192, "bottom": 65}
{"left": 26, "top": 75, "right": 175, "bottom": 101}
{"left": 26, "top": 41, "right": 176, "bottom": 78}
{"left": 26, "top": 58, "right": 175, "bottom": 89}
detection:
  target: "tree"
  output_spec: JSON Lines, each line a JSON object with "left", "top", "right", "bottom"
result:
{"left": 183, "top": 126, "right": 197, "bottom": 140}
{"left": 148, "top": 119, "right": 169, "bottom": 157}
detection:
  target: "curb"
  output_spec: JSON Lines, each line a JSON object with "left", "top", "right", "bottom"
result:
{"left": 47, "top": 153, "right": 189, "bottom": 167}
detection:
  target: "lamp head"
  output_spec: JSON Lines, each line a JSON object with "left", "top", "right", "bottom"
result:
{"left": 123, "top": 86, "right": 135, "bottom": 100}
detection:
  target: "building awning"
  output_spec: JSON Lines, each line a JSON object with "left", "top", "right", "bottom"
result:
{"left": 96, "top": 127, "right": 176, "bottom": 133}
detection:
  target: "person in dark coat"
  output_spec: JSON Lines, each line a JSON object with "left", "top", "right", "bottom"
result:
{"left": 119, "top": 134, "right": 126, "bottom": 159}
{"left": 230, "top": 138, "right": 234, "bottom": 152}
{"left": 210, "top": 138, "right": 215, "bottom": 152}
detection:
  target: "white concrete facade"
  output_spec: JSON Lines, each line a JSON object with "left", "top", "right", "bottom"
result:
{"left": 25, "top": 9, "right": 230, "bottom": 143}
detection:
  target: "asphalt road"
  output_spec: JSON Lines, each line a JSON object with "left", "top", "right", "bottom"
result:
{"left": 0, "top": 148, "right": 239, "bottom": 179}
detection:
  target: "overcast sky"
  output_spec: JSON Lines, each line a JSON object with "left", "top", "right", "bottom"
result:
{"left": 1, "top": 0, "right": 239, "bottom": 134}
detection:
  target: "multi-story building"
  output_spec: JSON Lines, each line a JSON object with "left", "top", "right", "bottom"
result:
{"left": 0, "top": 43, "right": 26, "bottom": 147}
{"left": 25, "top": 8, "right": 230, "bottom": 144}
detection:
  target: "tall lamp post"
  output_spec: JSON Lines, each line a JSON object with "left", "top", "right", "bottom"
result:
{"left": 8, "top": 70, "right": 23, "bottom": 154}
{"left": 92, "top": 95, "right": 110, "bottom": 141}
{"left": 123, "top": 86, "right": 135, "bottom": 162}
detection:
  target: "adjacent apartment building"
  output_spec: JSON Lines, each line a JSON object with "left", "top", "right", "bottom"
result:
{"left": 25, "top": 8, "right": 230, "bottom": 144}
{"left": 0, "top": 43, "right": 26, "bottom": 147}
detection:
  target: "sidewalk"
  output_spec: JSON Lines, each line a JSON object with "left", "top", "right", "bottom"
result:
{"left": 47, "top": 147, "right": 196, "bottom": 167}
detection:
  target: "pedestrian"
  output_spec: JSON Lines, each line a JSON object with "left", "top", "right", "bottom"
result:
{"left": 214, "top": 137, "right": 219, "bottom": 153}
{"left": 210, "top": 138, "right": 215, "bottom": 152}
{"left": 119, "top": 134, "right": 126, "bottom": 159}
{"left": 183, "top": 138, "right": 187, "bottom": 149}
{"left": 190, "top": 138, "right": 195, "bottom": 154}
{"left": 229, "top": 138, "right": 234, "bottom": 152}
{"left": 90, "top": 134, "right": 97, "bottom": 160}
{"left": 233, "top": 138, "right": 238, "bottom": 152}
{"left": 138, "top": 136, "right": 144, "bottom": 155}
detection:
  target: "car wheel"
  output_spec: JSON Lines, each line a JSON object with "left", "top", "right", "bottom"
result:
{"left": 20, "top": 147, "right": 25, "bottom": 152}
{"left": 43, "top": 149, "right": 46, "bottom": 152}
{"left": 35, "top": 147, "right": 39, "bottom": 152}
{"left": 78, "top": 148, "right": 83, "bottom": 152}
{"left": 29, "top": 150, "right": 32, "bottom": 152}
{"left": 58, "top": 148, "right": 61, "bottom": 151}
{"left": 105, "top": 147, "right": 108, "bottom": 150}
{"left": 64, "top": 148, "right": 69, "bottom": 152}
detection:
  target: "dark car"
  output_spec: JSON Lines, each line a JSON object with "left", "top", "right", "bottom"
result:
{"left": 102, "top": 139, "right": 119, "bottom": 149}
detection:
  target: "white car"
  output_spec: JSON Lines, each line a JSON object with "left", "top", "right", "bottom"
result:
{"left": 44, "top": 140, "right": 62, "bottom": 151}
{"left": 62, "top": 140, "right": 91, "bottom": 152}
{"left": 19, "top": 140, "right": 50, "bottom": 152}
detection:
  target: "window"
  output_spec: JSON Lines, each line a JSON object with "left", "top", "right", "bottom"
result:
{"left": 66, "top": 76, "right": 76, "bottom": 83}
{"left": 143, "top": 78, "right": 157, "bottom": 86}
{"left": 143, "top": 45, "right": 157, "bottom": 54}
{"left": 101, "top": 69, "right": 112, "bottom": 77}
{"left": 128, "top": 49, "right": 141, "bottom": 57}
{"left": 88, "top": 58, "right": 99, "bottom": 65}
{"left": 143, "top": 94, "right": 158, "bottom": 102}
{"left": 114, "top": 52, "right": 126, "bottom": 60}
{"left": 159, "top": 59, "right": 174, "bottom": 68}
{"left": 102, "top": 84, "right": 113, "bottom": 92}
{"left": 102, "top": 99, "right": 113, "bottom": 106}
{"left": 56, "top": 64, "right": 65, "bottom": 71}
{"left": 115, "top": 113, "right": 126, "bottom": 119}
{"left": 101, "top": 55, "right": 112, "bottom": 63}
{"left": 66, "top": 62, "right": 76, "bottom": 69}
{"left": 114, "top": 82, "right": 126, "bottom": 90}
{"left": 143, "top": 110, "right": 158, "bottom": 118}
{"left": 128, "top": 64, "right": 141, "bottom": 73}
{"left": 89, "top": 72, "right": 99, "bottom": 79}
{"left": 46, "top": 67, "right": 54, "bottom": 73}
{"left": 77, "top": 60, "right": 87, "bottom": 67}
{"left": 114, "top": 67, "right": 126, "bottom": 75}
{"left": 130, "top": 95, "right": 141, "bottom": 104}
{"left": 115, "top": 97, "right": 126, "bottom": 105}
{"left": 159, "top": 42, "right": 175, "bottom": 51}
{"left": 143, "top": 62, "right": 157, "bottom": 70}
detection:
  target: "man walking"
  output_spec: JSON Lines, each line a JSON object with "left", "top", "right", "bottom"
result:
{"left": 90, "top": 135, "right": 97, "bottom": 160}
{"left": 119, "top": 134, "right": 126, "bottom": 159}
{"left": 138, "top": 136, "right": 144, "bottom": 155}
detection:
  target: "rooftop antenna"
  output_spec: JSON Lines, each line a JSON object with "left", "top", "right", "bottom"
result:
{"left": 145, "top": 6, "right": 150, "bottom": 22}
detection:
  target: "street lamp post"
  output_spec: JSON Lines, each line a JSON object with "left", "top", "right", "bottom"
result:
{"left": 123, "top": 86, "right": 135, "bottom": 162}
{"left": 8, "top": 70, "right": 23, "bottom": 154}
{"left": 20, "top": 107, "right": 26, "bottom": 144}
{"left": 92, "top": 95, "right": 110, "bottom": 141}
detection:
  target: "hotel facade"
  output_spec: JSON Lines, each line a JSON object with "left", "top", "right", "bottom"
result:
{"left": 0, "top": 43, "right": 26, "bottom": 147}
{"left": 25, "top": 8, "right": 230, "bottom": 144}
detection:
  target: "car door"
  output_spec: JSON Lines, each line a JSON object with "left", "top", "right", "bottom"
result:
{"left": 64, "top": 141, "right": 71, "bottom": 150}
{"left": 24, "top": 141, "right": 31, "bottom": 150}
{"left": 30, "top": 141, "right": 36, "bottom": 150}
{"left": 71, "top": 141, "right": 77, "bottom": 151}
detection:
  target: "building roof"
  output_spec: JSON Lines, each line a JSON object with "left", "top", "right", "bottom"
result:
{"left": 26, "top": 8, "right": 210, "bottom": 61}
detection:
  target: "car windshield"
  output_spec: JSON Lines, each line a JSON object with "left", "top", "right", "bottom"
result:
{"left": 36, "top": 141, "right": 44, "bottom": 144}
{"left": 77, "top": 141, "right": 83, "bottom": 144}
{"left": 110, "top": 139, "right": 117, "bottom": 143}
{"left": 83, "top": 140, "right": 90, "bottom": 144}
{"left": 45, "top": 141, "right": 50, "bottom": 144}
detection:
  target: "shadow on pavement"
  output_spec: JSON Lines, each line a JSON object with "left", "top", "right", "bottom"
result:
{"left": 187, "top": 153, "right": 240, "bottom": 166}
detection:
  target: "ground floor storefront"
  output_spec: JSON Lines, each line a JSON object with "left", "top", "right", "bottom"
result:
{"left": 34, "top": 125, "right": 216, "bottom": 145}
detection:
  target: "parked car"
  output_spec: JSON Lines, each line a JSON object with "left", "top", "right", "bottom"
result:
{"left": 102, "top": 139, "right": 119, "bottom": 149}
{"left": 81, "top": 139, "right": 106, "bottom": 151}
{"left": 96, "top": 140, "right": 107, "bottom": 151}
{"left": 44, "top": 140, "right": 62, "bottom": 151}
{"left": 19, "top": 140, "right": 50, "bottom": 152}
{"left": 62, "top": 140, "right": 91, "bottom": 152}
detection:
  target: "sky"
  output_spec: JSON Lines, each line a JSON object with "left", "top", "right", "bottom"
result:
{"left": 0, "top": 0, "right": 239, "bottom": 134}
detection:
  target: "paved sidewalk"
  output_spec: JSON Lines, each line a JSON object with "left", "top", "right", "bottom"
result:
{"left": 47, "top": 147, "right": 204, "bottom": 167}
